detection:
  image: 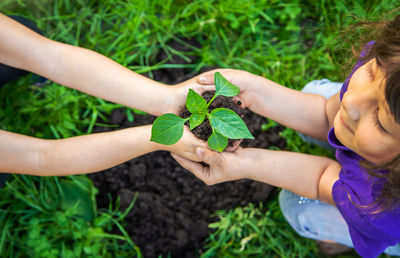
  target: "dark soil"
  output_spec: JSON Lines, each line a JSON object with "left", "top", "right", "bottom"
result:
{"left": 180, "top": 91, "right": 244, "bottom": 147}
{"left": 88, "top": 38, "right": 287, "bottom": 258}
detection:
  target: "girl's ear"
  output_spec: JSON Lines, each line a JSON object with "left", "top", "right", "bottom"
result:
{"left": 233, "top": 96, "right": 246, "bottom": 109}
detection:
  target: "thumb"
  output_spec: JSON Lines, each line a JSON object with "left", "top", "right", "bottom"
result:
{"left": 196, "top": 147, "right": 220, "bottom": 165}
{"left": 197, "top": 71, "right": 216, "bottom": 85}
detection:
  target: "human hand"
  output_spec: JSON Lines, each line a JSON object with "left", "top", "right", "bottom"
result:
{"left": 171, "top": 146, "right": 252, "bottom": 185}
{"left": 196, "top": 69, "right": 260, "bottom": 110}
{"left": 160, "top": 76, "right": 215, "bottom": 116}
{"left": 161, "top": 126, "right": 209, "bottom": 162}
{"left": 156, "top": 73, "right": 246, "bottom": 154}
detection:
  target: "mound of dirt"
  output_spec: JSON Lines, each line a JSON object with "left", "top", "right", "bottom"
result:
{"left": 88, "top": 38, "right": 286, "bottom": 257}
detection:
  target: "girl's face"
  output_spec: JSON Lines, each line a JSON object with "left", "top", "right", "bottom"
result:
{"left": 333, "top": 58, "right": 400, "bottom": 165}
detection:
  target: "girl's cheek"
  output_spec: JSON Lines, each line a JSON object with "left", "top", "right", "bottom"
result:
{"left": 355, "top": 129, "right": 384, "bottom": 155}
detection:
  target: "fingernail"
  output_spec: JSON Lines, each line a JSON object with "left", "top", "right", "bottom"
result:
{"left": 199, "top": 76, "right": 206, "bottom": 82}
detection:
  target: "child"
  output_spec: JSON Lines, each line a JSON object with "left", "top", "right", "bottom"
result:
{"left": 0, "top": 13, "right": 208, "bottom": 182}
{"left": 172, "top": 15, "right": 400, "bottom": 257}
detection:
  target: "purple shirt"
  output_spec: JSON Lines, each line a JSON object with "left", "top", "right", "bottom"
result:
{"left": 329, "top": 42, "right": 400, "bottom": 257}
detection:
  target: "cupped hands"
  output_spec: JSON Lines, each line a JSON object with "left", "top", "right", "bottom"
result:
{"left": 171, "top": 146, "right": 252, "bottom": 185}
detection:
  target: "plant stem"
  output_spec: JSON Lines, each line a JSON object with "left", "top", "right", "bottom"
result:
{"left": 206, "top": 93, "right": 217, "bottom": 109}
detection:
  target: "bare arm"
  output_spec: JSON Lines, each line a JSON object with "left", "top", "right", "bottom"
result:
{"left": 242, "top": 148, "right": 340, "bottom": 204}
{"left": 245, "top": 75, "right": 331, "bottom": 140}
{"left": 198, "top": 69, "right": 342, "bottom": 141}
{"left": 0, "top": 126, "right": 207, "bottom": 176}
{"left": 0, "top": 13, "right": 204, "bottom": 116}
{"left": 0, "top": 14, "right": 212, "bottom": 176}
{"left": 173, "top": 147, "right": 341, "bottom": 204}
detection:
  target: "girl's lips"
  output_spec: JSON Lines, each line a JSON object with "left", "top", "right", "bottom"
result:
{"left": 340, "top": 110, "right": 354, "bottom": 133}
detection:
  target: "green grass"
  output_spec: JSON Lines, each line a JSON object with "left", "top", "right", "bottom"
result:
{"left": 0, "top": 174, "right": 141, "bottom": 257}
{"left": 0, "top": 0, "right": 399, "bottom": 257}
{"left": 200, "top": 192, "right": 319, "bottom": 258}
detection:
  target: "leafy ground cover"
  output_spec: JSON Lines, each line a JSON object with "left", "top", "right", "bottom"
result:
{"left": 0, "top": 0, "right": 399, "bottom": 257}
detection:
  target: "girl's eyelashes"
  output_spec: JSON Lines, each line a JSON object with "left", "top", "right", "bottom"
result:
{"left": 374, "top": 117, "right": 384, "bottom": 131}
{"left": 375, "top": 108, "right": 389, "bottom": 133}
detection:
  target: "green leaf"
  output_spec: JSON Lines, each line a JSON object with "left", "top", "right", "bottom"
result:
{"left": 208, "top": 130, "right": 228, "bottom": 152}
{"left": 214, "top": 72, "right": 240, "bottom": 97}
{"left": 209, "top": 108, "right": 254, "bottom": 139}
{"left": 151, "top": 113, "right": 186, "bottom": 145}
{"left": 186, "top": 89, "right": 208, "bottom": 113}
{"left": 189, "top": 113, "right": 205, "bottom": 130}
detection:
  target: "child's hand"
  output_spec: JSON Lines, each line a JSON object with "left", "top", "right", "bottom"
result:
{"left": 161, "top": 127, "right": 209, "bottom": 162}
{"left": 160, "top": 76, "right": 215, "bottom": 116}
{"left": 171, "top": 146, "right": 249, "bottom": 185}
{"left": 196, "top": 69, "right": 259, "bottom": 110}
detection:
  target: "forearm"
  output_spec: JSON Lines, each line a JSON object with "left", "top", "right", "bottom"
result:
{"left": 0, "top": 14, "right": 167, "bottom": 115}
{"left": 0, "top": 126, "right": 161, "bottom": 176}
{"left": 248, "top": 75, "right": 331, "bottom": 140}
{"left": 41, "top": 125, "right": 161, "bottom": 175}
{"left": 48, "top": 43, "right": 168, "bottom": 115}
{"left": 240, "top": 148, "right": 340, "bottom": 203}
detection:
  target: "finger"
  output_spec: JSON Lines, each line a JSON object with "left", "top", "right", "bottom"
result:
{"left": 178, "top": 127, "right": 208, "bottom": 162}
{"left": 182, "top": 126, "right": 207, "bottom": 146}
{"left": 232, "top": 96, "right": 246, "bottom": 108}
{"left": 197, "top": 69, "right": 227, "bottom": 84}
{"left": 195, "top": 147, "right": 222, "bottom": 166}
{"left": 225, "top": 140, "right": 242, "bottom": 152}
{"left": 171, "top": 153, "right": 203, "bottom": 172}
{"left": 197, "top": 75, "right": 214, "bottom": 85}
{"left": 196, "top": 85, "right": 215, "bottom": 95}
{"left": 171, "top": 153, "right": 211, "bottom": 182}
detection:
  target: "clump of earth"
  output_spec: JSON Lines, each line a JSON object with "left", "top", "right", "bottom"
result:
{"left": 88, "top": 38, "right": 286, "bottom": 257}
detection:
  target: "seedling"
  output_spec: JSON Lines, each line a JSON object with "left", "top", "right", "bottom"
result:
{"left": 151, "top": 72, "right": 254, "bottom": 152}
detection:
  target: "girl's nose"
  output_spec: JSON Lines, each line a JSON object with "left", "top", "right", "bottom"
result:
{"left": 341, "top": 87, "right": 379, "bottom": 121}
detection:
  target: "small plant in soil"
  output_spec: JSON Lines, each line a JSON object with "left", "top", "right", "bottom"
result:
{"left": 151, "top": 72, "right": 254, "bottom": 152}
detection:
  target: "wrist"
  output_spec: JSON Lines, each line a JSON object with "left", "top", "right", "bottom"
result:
{"left": 145, "top": 125, "right": 183, "bottom": 153}
{"left": 245, "top": 75, "right": 277, "bottom": 114}
{"left": 250, "top": 74, "right": 270, "bottom": 96}
{"left": 146, "top": 82, "right": 170, "bottom": 116}
{"left": 154, "top": 85, "right": 182, "bottom": 116}
{"left": 229, "top": 148, "right": 257, "bottom": 180}
{"left": 235, "top": 148, "right": 264, "bottom": 180}
{"left": 237, "top": 72, "right": 264, "bottom": 111}
{"left": 133, "top": 125, "right": 165, "bottom": 153}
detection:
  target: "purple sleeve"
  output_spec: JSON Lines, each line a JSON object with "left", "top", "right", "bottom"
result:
{"left": 333, "top": 179, "right": 399, "bottom": 258}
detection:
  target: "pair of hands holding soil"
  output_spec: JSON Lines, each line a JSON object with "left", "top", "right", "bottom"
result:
{"left": 0, "top": 13, "right": 262, "bottom": 177}
{"left": 164, "top": 69, "right": 258, "bottom": 186}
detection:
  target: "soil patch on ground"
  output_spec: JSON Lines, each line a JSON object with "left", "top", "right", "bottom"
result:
{"left": 89, "top": 109, "right": 285, "bottom": 257}
{"left": 88, "top": 38, "right": 287, "bottom": 258}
